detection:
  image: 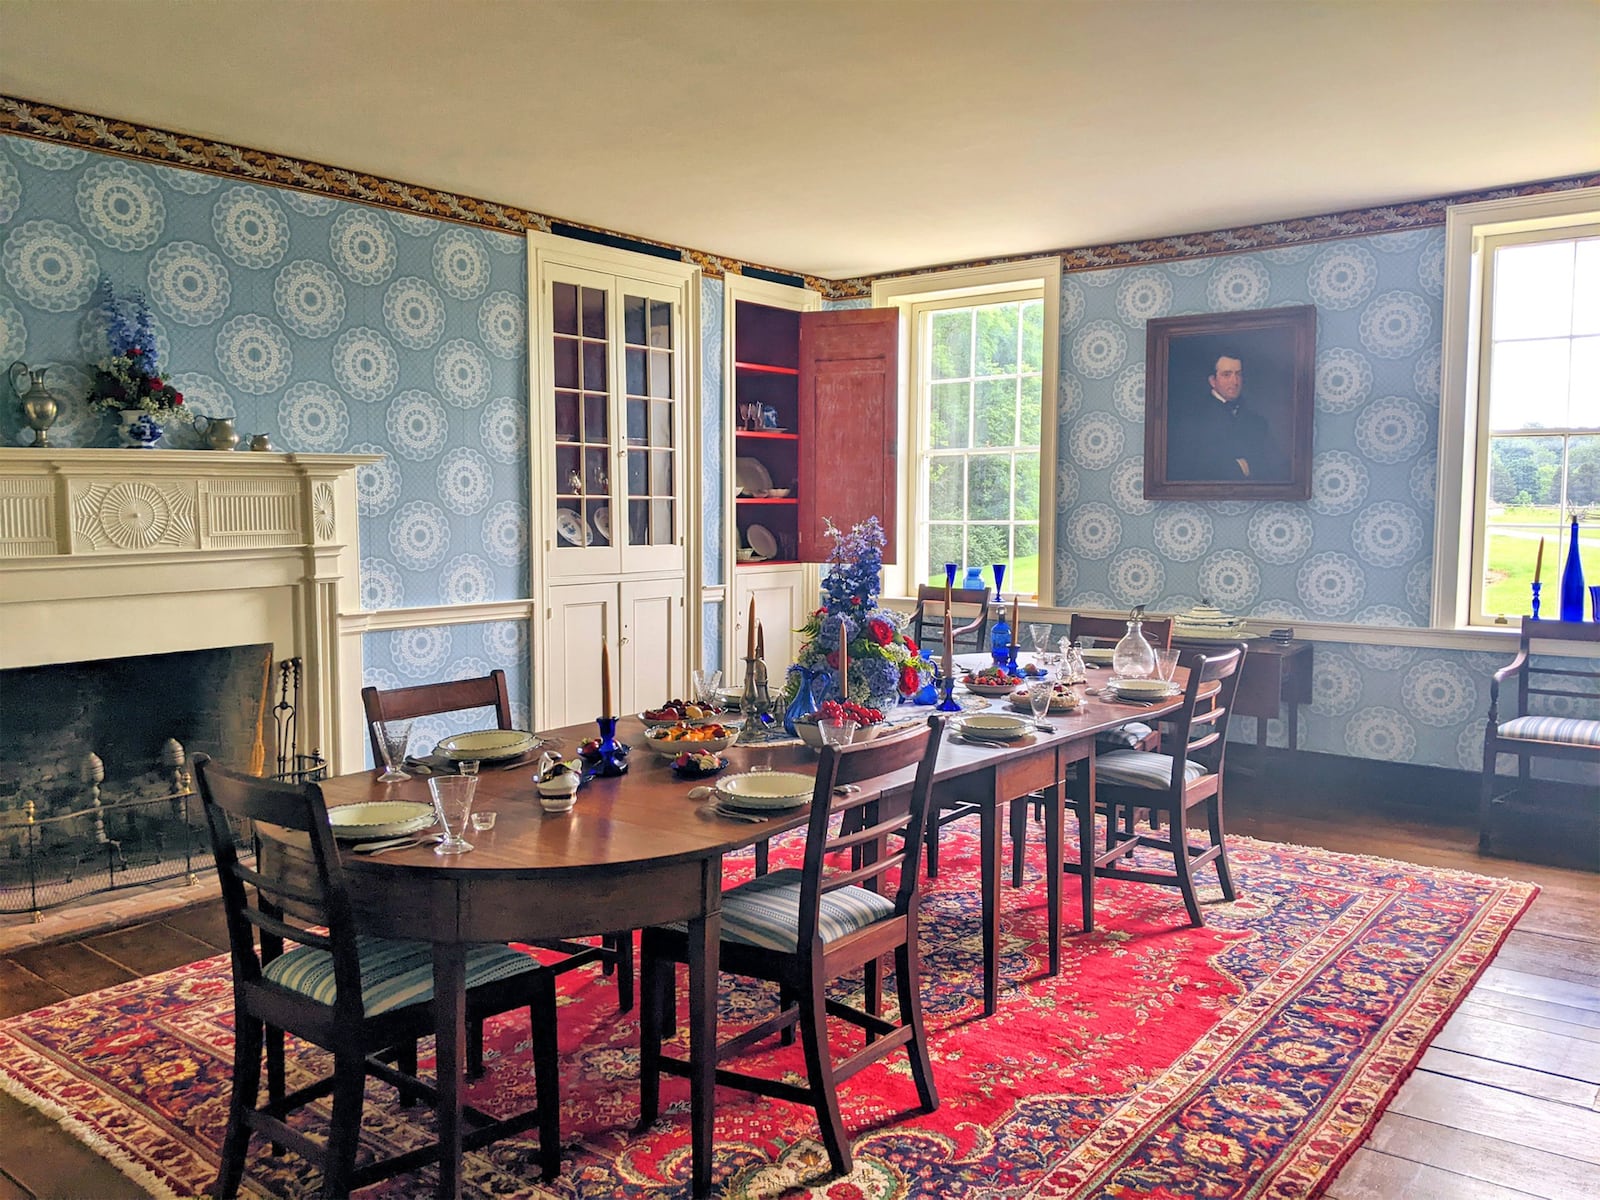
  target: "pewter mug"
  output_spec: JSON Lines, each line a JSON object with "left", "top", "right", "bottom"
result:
{"left": 193, "top": 413, "right": 239, "bottom": 451}
{"left": 248, "top": 433, "right": 275, "bottom": 452}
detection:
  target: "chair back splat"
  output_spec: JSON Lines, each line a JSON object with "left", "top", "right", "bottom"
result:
{"left": 910, "top": 586, "right": 992, "bottom": 655}
{"left": 639, "top": 716, "right": 947, "bottom": 1180}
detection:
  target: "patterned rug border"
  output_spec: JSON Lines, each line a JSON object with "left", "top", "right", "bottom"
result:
{"left": 0, "top": 834, "right": 1542, "bottom": 1199}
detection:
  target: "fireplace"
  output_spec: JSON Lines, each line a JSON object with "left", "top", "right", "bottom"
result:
{"left": 0, "top": 449, "right": 373, "bottom": 918}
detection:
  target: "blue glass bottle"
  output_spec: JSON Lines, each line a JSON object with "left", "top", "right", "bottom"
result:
{"left": 1559, "top": 517, "right": 1586, "bottom": 622}
{"left": 989, "top": 564, "right": 1010, "bottom": 666}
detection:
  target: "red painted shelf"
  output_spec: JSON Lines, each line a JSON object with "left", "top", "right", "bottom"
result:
{"left": 734, "top": 361, "right": 800, "bottom": 376}
{"left": 736, "top": 496, "right": 798, "bottom": 504}
{"left": 735, "top": 430, "right": 799, "bottom": 441}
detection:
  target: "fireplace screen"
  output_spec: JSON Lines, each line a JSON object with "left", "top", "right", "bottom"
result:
{"left": 0, "top": 648, "right": 323, "bottom": 916}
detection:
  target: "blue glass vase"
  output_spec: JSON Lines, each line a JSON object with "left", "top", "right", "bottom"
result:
{"left": 783, "top": 664, "right": 821, "bottom": 736}
{"left": 1559, "top": 518, "right": 1586, "bottom": 622}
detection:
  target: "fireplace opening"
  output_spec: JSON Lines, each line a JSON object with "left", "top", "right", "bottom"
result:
{"left": 0, "top": 645, "right": 318, "bottom": 916}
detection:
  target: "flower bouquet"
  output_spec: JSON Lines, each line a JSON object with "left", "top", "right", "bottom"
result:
{"left": 783, "top": 517, "right": 931, "bottom": 716}
{"left": 84, "top": 283, "right": 191, "bottom": 445}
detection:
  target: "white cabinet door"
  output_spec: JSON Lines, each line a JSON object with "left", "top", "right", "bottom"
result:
{"left": 543, "top": 582, "right": 616, "bottom": 729}
{"left": 730, "top": 567, "right": 810, "bottom": 687}
{"left": 620, "top": 576, "right": 685, "bottom": 713}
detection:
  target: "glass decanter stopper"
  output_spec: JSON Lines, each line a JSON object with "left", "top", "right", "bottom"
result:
{"left": 1112, "top": 606, "right": 1157, "bottom": 679}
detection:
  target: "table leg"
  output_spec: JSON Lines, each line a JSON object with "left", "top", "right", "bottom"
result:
{"left": 1043, "top": 778, "right": 1063, "bottom": 977}
{"left": 687, "top": 908, "right": 721, "bottom": 1199}
{"left": 432, "top": 943, "right": 468, "bottom": 1200}
{"left": 980, "top": 801, "right": 1000, "bottom": 1016}
{"left": 1288, "top": 698, "right": 1299, "bottom": 750}
{"left": 1256, "top": 714, "right": 1268, "bottom": 749}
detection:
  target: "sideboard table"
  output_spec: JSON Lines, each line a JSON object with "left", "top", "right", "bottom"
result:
{"left": 1173, "top": 637, "right": 1313, "bottom": 750}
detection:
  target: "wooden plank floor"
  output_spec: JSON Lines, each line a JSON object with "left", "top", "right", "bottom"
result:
{"left": 0, "top": 767, "right": 1594, "bottom": 1199}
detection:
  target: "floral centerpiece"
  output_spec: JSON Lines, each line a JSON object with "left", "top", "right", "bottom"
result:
{"left": 85, "top": 283, "right": 190, "bottom": 443}
{"left": 784, "top": 516, "right": 931, "bottom": 715}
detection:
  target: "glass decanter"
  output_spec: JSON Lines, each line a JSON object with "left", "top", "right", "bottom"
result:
{"left": 1111, "top": 606, "right": 1156, "bottom": 679}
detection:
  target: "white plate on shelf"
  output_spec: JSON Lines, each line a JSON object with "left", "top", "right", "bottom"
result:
{"left": 593, "top": 505, "right": 611, "bottom": 541}
{"left": 736, "top": 457, "right": 774, "bottom": 497}
{"left": 747, "top": 524, "right": 778, "bottom": 559}
{"left": 327, "top": 801, "right": 435, "bottom": 841}
{"left": 556, "top": 508, "right": 586, "bottom": 546}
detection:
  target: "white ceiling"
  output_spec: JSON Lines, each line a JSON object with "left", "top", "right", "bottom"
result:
{"left": 2, "top": 0, "right": 1596, "bottom": 280}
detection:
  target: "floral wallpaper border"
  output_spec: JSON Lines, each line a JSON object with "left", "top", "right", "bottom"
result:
{"left": 7, "top": 94, "right": 1597, "bottom": 301}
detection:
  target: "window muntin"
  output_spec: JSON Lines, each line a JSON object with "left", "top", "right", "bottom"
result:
{"left": 1473, "top": 228, "right": 1600, "bottom": 622}
{"left": 917, "top": 294, "right": 1044, "bottom": 597}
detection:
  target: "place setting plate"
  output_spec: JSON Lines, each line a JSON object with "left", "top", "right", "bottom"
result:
{"left": 435, "top": 729, "right": 542, "bottom": 762}
{"left": 327, "top": 801, "right": 436, "bottom": 841}
{"left": 714, "top": 771, "right": 814, "bottom": 811}
{"left": 953, "top": 713, "right": 1034, "bottom": 745}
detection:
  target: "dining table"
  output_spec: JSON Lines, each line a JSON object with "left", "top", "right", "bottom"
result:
{"left": 320, "top": 678, "right": 1191, "bottom": 1198}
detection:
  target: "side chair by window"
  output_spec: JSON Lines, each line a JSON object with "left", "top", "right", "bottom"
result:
{"left": 909, "top": 585, "right": 992, "bottom": 656}
{"left": 1069, "top": 644, "right": 1246, "bottom": 931}
{"left": 1479, "top": 618, "right": 1600, "bottom": 854}
{"left": 193, "top": 754, "right": 562, "bottom": 1197}
{"left": 638, "top": 717, "right": 946, "bottom": 1178}
{"left": 362, "top": 670, "right": 634, "bottom": 1013}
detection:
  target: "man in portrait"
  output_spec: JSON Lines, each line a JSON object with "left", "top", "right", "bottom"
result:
{"left": 1166, "top": 351, "right": 1290, "bottom": 483}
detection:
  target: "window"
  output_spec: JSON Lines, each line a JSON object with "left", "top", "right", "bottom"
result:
{"left": 1434, "top": 186, "right": 1600, "bottom": 629}
{"left": 873, "top": 260, "right": 1061, "bottom": 603}
{"left": 1474, "top": 229, "right": 1600, "bottom": 621}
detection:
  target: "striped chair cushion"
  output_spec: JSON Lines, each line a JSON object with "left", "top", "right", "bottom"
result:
{"left": 262, "top": 936, "right": 540, "bottom": 1017}
{"left": 1497, "top": 716, "right": 1600, "bottom": 748}
{"left": 1096, "top": 750, "right": 1209, "bottom": 790}
{"left": 668, "top": 869, "right": 896, "bottom": 953}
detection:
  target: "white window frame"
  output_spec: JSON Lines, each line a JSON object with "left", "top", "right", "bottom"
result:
{"left": 872, "top": 258, "right": 1062, "bottom": 604}
{"left": 1434, "top": 185, "right": 1600, "bottom": 629}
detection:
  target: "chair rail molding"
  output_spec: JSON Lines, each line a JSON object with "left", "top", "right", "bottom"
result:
{"left": 0, "top": 449, "right": 379, "bottom": 772}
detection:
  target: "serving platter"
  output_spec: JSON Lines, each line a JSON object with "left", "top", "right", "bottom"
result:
{"left": 747, "top": 523, "right": 778, "bottom": 559}
{"left": 735, "top": 457, "right": 774, "bottom": 497}
{"left": 327, "top": 801, "right": 435, "bottom": 840}
{"left": 555, "top": 508, "right": 585, "bottom": 546}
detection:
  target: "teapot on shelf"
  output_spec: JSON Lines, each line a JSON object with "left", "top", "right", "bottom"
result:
{"left": 192, "top": 413, "right": 240, "bottom": 451}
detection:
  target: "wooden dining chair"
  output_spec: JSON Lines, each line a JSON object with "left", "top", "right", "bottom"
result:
{"left": 638, "top": 717, "right": 946, "bottom": 1178}
{"left": 193, "top": 754, "right": 562, "bottom": 1198}
{"left": 1001, "top": 612, "right": 1179, "bottom": 886}
{"left": 1068, "top": 644, "right": 1247, "bottom": 931}
{"left": 910, "top": 585, "right": 992, "bottom": 655}
{"left": 362, "top": 671, "right": 634, "bottom": 1013}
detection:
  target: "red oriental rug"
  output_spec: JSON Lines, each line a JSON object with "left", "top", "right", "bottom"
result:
{"left": 0, "top": 827, "right": 1534, "bottom": 1199}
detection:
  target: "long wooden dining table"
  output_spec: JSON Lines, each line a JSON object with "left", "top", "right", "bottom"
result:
{"left": 322, "top": 678, "right": 1189, "bottom": 1198}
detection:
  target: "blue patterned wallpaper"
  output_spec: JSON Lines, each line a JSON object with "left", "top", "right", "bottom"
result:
{"left": 1049, "top": 231, "right": 1597, "bottom": 773}
{"left": 0, "top": 133, "right": 533, "bottom": 711}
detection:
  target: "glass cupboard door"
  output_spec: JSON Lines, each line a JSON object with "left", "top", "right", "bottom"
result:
{"left": 619, "top": 281, "right": 685, "bottom": 575}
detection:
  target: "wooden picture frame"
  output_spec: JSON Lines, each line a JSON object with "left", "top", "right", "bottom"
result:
{"left": 1143, "top": 304, "right": 1316, "bottom": 500}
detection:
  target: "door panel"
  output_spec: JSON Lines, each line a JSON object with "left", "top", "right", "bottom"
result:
{"left": 544, "top": 582, "right": 615, "bottom": 728}
{"left": 620, "top": 577, "right": 685, "bottom": 712}
{"left": 731, "top": 568, "right": 810, "bottom": 685}
{"left": 797, "top": 309, "right": 899, "bottom": 561}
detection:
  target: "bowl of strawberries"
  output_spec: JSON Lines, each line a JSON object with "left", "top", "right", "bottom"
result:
{"left": 794, "top": 699, "right": 886, "bottom": 749}
{"left": 962, "top": 665, "right": 1024, "bottom": 697}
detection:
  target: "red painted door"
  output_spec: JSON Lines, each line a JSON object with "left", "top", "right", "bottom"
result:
{"left": 796, "top": 309, "right": 898, "bottom": 562}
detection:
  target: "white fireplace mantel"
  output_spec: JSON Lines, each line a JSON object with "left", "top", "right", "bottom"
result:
{"left": 0, "top": 449, "right": 377, "bottom": 773}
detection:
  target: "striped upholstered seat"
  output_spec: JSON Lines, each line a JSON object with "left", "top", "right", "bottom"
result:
{"left": 694, "top": 869, "right": 895, "bottom": 952}
{"left": 263, "top": 936, "right": 543, "bottom": 1017}
{"left": 1497, "top": 715, "right": 1600, "bottom": 748}
{"left": 1095, "top": 750, "right": 1209, "bottom": 790}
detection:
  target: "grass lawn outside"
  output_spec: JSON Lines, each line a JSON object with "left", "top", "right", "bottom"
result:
{"left": 923, "top": 554, "right": 1039, "bottom": 601}
{"left": 1483, "top": 511, "right": 1600, "bottom": 617}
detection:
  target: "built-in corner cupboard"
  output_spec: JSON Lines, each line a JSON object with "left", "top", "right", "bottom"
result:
{"left": 529, "top": 233, "right": 696, "bottom": 726}
{"left": 723, "top": 275, "right": 898, "bottom": 683}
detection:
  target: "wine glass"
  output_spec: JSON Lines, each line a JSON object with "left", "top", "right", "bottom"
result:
{"left": 376, "top": 719, "right": 412, "bottom": 783}
{"left": 692, "top": 667, "right": 722, "bottom": 708}
{"left": 818, "top": 718, "right": 855, "bottom": 749}
{"left": 428, "top": 775, "right": 478, "bottom": 855}
{"left": 1155, "top": 647, "right": 1181, "bottom": 686}
{"left": 1028, "top": 675, "right": 1055, "bottom": 724}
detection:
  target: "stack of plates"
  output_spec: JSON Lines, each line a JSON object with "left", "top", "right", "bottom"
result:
{"left": 435, "top": 729, "right": 540, "bottom": 762}
{"left": 957, "top": 713, "right": 1030, "bottom": 743}
{"left": 713, "top": 770, "right": 815, "bottom": 815}
{"left": 1080, "top": 647, "right": 1117, "bottom": 665}
{"left": 1172, "top": 604, "right": 1250, "bottom": 641}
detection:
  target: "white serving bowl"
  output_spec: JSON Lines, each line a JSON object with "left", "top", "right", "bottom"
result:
{"left": 792, "top": 716, "right": 886, "bottom": 749}
{"left": 643, "top": 722, "right": 738, "bottom": 756}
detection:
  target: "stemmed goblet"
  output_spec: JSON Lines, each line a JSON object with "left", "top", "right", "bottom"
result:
{"left": 376, "top": 719, "right": 412, "bottom": 783}
{"left": 1155, "top": 648, "right": 1181, "bottom": 687}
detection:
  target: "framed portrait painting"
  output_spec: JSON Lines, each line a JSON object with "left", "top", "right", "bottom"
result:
{"left": 1143, "top": 304, "right": 1316, "bottom": 500}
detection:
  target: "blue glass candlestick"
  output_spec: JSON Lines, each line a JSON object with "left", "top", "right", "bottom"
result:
{"left": 945, "top": 562, "right": 957, "bottom": 589}
{"left": 592, "top": 715, "right": 629, "bottom": 776}
{"left": 992, "top": 563, "right": 1006, "bottom": 604}
{"left": 1006, "top": 639, "right": 1020, "bottom": 674}
{"left": 1530, "top": 581, "right": 1541, "bottom": 620}
{"left": 936, "top": 669, "right": 963, "bottom": 712}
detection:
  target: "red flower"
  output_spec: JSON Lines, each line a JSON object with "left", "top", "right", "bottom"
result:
{"left": 173, "top": 394, "right": 183, "bottom": 405}
{"left": 900, "top": 664, "right": 920, "bottom": 693}
{"left": 851, "top": 596, "right": 861, "bottom": 605}
{"left": 867, "top": 618, "right": 894, "bottom": 646}
{"left": 127, "top": 347, "right": 143, "bottom": 357}
{"left": 825, "top": 650, "right": 840, "bottom": 669}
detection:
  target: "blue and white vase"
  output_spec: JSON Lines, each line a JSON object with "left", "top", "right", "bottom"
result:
{"left": 118, "top": 409, "right": 164, "bottom": 448}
